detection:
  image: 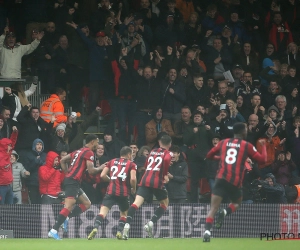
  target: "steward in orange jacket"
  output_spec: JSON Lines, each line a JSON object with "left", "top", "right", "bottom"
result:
{"left": 40, "top": 88, "right": 67, "bottom": 127}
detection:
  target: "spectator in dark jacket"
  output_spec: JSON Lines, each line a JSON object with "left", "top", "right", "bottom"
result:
{"left": 271, "top": 151, "right": 296, "bottom": 186}
{"left": 256, "top": 173, "right": 287, "bottom": 203}
{"left": 166, "top": 145, "right": 188, "bottom": 203}
{"left": 16, "top": 105, "right": 54, "bottom": 159}
{"left": 186, "top": 74, "right": 210, "bottom": 112}
{"left": 161, "top": 68, "right": 186, "bottom": 124}
{"left": 22, "top": 138, "right": 47, "bottom": 204}
{"left": 51, "top": 123, "right": 69, "bottom": 154}
{"left": 103, "top": 127, "right": 126, "bottom": 160}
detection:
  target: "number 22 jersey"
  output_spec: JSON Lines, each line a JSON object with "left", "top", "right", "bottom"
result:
{"left": 139, "top": 147, "right": 172, "bottom": 189}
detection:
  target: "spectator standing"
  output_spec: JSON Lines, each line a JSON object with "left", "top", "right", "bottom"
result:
{"left": 51, "top": 123, "right": 69, "bottom": 154}
{"left": 0, "top": 27, "right": 42, "bottom": 78}
{"left": 0, "top": 126, "right": 18, "bottom": 204}
{"left": 38, "top": 151, "right": 64, "bottom": 204}
{"left": 166, "top": 145, "right": 188, "bottom": 203}
{"left": 40, "top": 88, "right": 67, "bottom": 127}
{"left": 11, "top": 150, "right": 30, "bottom": 204}
{"left": 22, "top": 139, "right": 47, "bottom": 204}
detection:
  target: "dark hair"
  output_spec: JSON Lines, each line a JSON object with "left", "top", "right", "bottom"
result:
{"left": 159, "top": 134, "right": 172, "bottom": 146}
{"left": 120, "top": 146, "right": 132, "bottom": 156}
{"left": 193, "top": 73, "right": 203, "bottom": 79}
{"left": 1, "top": 106, "right": 10, "bottom": 112}
{"left": 288, "top": 65, "right": 297, "bottom": 71}
{"left": 129, "top": 141, "right": 138, "bottom": 147}
{"left": 30, "top": 106, "right": 39, "bottom": 111}
{"left": 170, "top": 145, "right": 180, "bottom": 153}
{"left": 55, "top": 87, "right": 66, "bottom": 95}
{"left": 233, "top": 122, "right": 246, "bottom": 135}
{"left": 86, "top": 134, "right": 98, "bottom": 144}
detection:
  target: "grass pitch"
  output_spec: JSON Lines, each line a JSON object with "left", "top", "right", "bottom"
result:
{"left": 1, "top": 238, "right": 299, "bottom": 250}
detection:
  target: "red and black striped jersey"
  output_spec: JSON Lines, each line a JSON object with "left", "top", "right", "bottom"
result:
{"left": 206, "top": 138, "right": 266, "bottom": 187}
{"left": 65, "top": 147, "right": 95, "bottom": 182}
{"left": 139, "top": 147, "right": 172, "bottom": 189}
{"left": 106, "top": 158, "right": 137, "bottom": 196}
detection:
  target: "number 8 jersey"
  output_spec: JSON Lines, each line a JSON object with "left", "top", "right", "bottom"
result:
{"left": 139, "top": 147, "right": 172, "bottom": 189}
{"left": 206, "top": 138, "right": 266, "bottom": 188}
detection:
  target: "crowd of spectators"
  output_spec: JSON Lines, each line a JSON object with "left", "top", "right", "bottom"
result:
{"left": 1, "top": 0, "right": 300, "bottom": 205}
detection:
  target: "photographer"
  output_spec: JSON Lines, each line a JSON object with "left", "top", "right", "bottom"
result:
{"left": 38, "top": 151, "right": 64, "bottom": 204}
{"left": 253, "top": 173, "right": 287, "bottom": 203}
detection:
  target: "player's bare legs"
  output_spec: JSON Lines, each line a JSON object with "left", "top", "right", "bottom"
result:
{"left": 48, "top": 197, "right": 77, "bottom": 240}
{"left": 123, "top": 195, "right": 145, "bottom": 240}
{"left": 61, "top": 193, "right": 91, "bottom": 234}
{"left": 203, "top": 194, "right": 222, "bottom": 242}
{"left": 144, "top": 198, "right": 169, "bottom": 238}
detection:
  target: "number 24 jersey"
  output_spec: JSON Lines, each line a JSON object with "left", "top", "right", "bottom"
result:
{"left": 106, "top": 158, "right": 137, "bottom": 196}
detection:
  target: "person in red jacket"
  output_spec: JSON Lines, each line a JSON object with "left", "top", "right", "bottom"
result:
{"left": 0, "top": 126, "right": 18, "bottom": 204}
{"left": 38, "top": 151, "right": 64, "bottom": 204}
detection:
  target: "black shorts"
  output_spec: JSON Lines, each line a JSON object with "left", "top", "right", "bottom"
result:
{"left": 63, "top": 178, "right": 84, "bottom": 199}
{"left": 102, "top": 194, "right": 129, "bottom": 212}
{"left": 212, "top": 179, "right": 243, "bottom": 202}
{"left": 137, "top": 186, "right": 168, "bottom": 201}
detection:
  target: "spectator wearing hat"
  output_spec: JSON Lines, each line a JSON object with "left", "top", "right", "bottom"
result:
{"left": 145, "top": 107, "right": 174, "bottom": 149}
{"left": 67, "top": 21, "right": 113, "bottom": 113}
{"left": 0, "top": 26, "right": 43, "bottom": 79}
{"left": 211, "top": 103, "right": 237, "bottom": 139}
{"left": 11, "top": 150, "right": 30, "bottom": 204}
{"left": 21, "top": 138, "right": 46, "bottom": 204}
{"left": 103, "top": 126, "right": 126, "bottom": 160}
{"left": 234, "top": 42, "right": 259, "bottom": 78}
{"left": 183, "top": 110, "right": 212, "bottom": 203}
{"left": 121, "top": 20, "right": 146, "bottom": 59}
{"left": 50, "top": 123, "right": 69, "bottom": 154}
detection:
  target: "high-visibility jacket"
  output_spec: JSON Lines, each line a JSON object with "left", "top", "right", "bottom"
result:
{"left": 295, "top": 185, "right": 300, "bottom": 204}
{"left": 40, "top": 94, "right": 67, "bottom": 127}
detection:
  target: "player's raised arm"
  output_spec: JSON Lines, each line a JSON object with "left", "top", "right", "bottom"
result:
{"left": 60, "top": 154, "right": 71, "bottom": 173}
{"left": 87, "top": 160, "right": 105, "bottom": 175}
{"left": 206, "top": 141, "right": 221, "bottom": 160}
{"left": 248, "top": 140, "right": 267, "bottom": 164}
